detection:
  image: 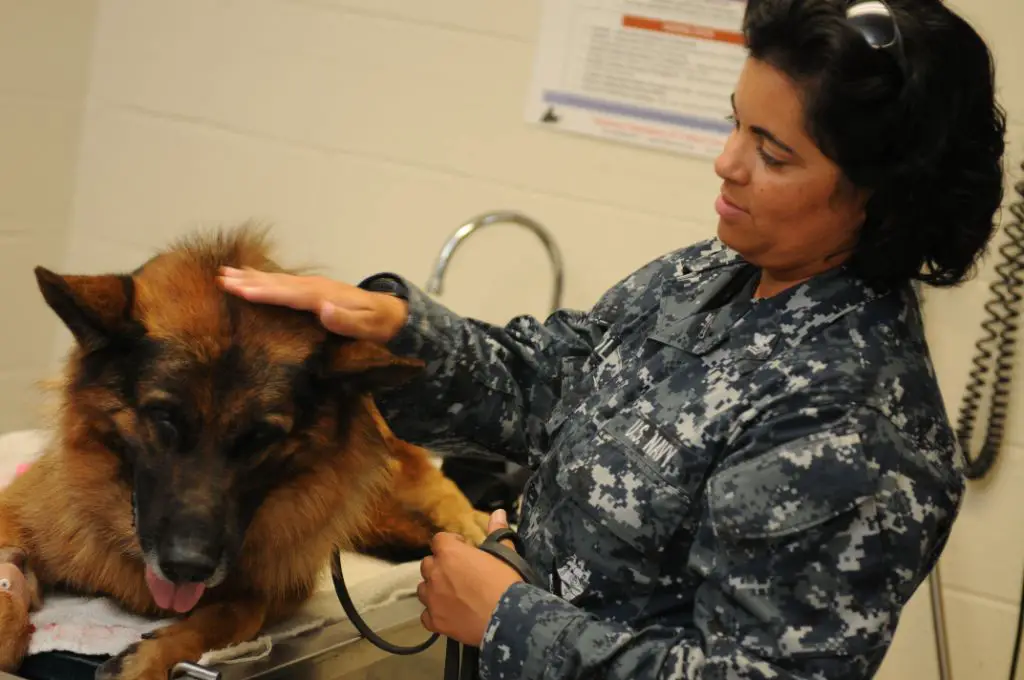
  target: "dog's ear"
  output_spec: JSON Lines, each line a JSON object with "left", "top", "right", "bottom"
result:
{"left": 332, "top": 340, "right": 424, "bottom": 391}
{"left": 34, "top": 267, "right": 138, "bottom": 351}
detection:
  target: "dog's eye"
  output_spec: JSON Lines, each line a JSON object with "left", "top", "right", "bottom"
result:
{"left": 141, "top": 404, "right": 183, "bottom": 450}
{"left": 149, "top": 412, "right": 179, "bottom": 449}
{"left": 233, "top": 424, "right": 287, "bottom": 458}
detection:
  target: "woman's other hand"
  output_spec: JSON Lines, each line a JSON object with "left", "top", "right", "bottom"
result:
{"left": 416, "top": 510, "right": 522, "bottom": 647}
{"left": 217, "top": 267, "right": 408, "bottom": 343}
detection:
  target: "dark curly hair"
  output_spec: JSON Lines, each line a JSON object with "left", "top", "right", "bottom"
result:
{"left": 743, "top": 0, "right": 1007, "bottom": 288}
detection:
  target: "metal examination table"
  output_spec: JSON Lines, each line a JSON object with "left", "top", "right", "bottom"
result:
{"left": 5, "top": 596, "right": 445, "bottom": 680}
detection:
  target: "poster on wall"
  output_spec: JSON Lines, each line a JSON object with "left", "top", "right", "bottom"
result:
{"left": 525, "top": 0, "right": 748, "bottom": 161}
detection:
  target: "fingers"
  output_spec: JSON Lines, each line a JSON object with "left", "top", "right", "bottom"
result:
{"left": 420, "top": 555, "right": 434, "bottom": 581}
{"left": 486, "top": 509, "right": 508, "bottom": 534}
{"left": 429, "top": 532, "right": 467, "bottom": 556}
{"left": 218, "top": 267, "right": 320, "bottom": 311}
{"left": 486, "top": 509, "right": 516, "bottom": 551}
{"left": 417, "top": 573, "right": 435, "bottom": 633}
{"left": 219, "top": 268, "right": 407, "bottom": 343}
{"left": 318, "top": 301, "right": 363, "bottom": 337}
{"left": 217, "top": 267, "right": 272, "bottom": 292}
{"left": 420, "top": 608, "right": 435, "bottom": 633}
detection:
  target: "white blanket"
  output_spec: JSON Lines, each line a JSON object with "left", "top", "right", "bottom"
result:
{"left": 0, "top": 429, "right": 424, "bottom": 665}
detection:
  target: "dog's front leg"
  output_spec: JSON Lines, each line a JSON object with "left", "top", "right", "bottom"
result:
{"left": 0, "top": 557, "right": 33, "bottom": 673}
{"left": 386, "top": 441, "right": 491, "bottom": 545}
{"left": 95, "top": 598, "right": 268, "bottom": 680}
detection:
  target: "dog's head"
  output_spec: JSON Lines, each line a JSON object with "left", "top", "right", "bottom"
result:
{"left": 34, "top": 227, "right": 422, "bottom": 612}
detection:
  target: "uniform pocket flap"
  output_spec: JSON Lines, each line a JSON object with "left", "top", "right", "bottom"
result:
{"left": 708, "top": 427, "right": 879, "bottom": 541}
{"left": 556, "top": 425, "right": 689, "bottom": 558}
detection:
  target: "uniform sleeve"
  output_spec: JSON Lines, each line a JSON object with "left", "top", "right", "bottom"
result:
{"left": 477, "top": 401, "right": 959, "bottom": 680}
{"left": 369, "top": 255, "right": 670, "bottom": 467}
{"left": 374, "top": 283, "right": 601, "bottom": 466}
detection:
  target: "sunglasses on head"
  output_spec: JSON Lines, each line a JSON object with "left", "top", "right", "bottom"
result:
{"left": 845, "top": 0, "right": 908, "bottom": 78}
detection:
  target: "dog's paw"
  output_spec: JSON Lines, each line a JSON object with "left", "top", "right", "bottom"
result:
{"left": 95, "top": 639, "right": 181, "bottom": 680}
{"left": 453, "top": 510, "right": 490, "bottom": 546}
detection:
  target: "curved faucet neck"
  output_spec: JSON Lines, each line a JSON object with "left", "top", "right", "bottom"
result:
{"left": 425, "top": 211, "right": 565, "bottom": 315}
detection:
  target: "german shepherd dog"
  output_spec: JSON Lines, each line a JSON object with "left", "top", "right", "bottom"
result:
{"left": 0, "top": 227, "right": 489, "bottom": 679}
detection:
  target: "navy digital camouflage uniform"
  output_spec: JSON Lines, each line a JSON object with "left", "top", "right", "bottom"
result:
{"left": 372, "top": 237, "right": 964, "bottom": 680}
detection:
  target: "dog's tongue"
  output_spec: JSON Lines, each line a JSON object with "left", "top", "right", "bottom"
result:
{"left": 145, "top": 566, "right": 206, "bottom": 614}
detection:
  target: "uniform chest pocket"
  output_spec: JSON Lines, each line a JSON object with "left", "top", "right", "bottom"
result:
{"left": 555, "top": 414, "right": 696, "bottom": 560}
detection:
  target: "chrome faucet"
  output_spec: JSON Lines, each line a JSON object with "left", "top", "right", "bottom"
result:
{"left": 425, "top": 210, "right": 565, "bottom": 314}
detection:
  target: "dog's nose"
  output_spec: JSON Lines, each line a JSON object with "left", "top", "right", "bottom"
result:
{"left": 159, "top": 540, "right": 220, "bottom": 584}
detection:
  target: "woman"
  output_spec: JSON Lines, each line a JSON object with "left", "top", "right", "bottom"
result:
{"left": 219, "top": 0, "right": 1007, "bottom": 676}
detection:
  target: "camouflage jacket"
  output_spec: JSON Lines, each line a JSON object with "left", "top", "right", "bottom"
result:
{"left": 374, "top": 238, "right": 965, "bottom": 680}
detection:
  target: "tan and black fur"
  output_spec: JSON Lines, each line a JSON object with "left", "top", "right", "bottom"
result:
{"left": 0, "top": 226, "right": 488, "bottom": 679}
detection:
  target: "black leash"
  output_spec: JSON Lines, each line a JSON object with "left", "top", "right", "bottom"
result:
{"left": 330, "top": 527, "right": 544, "bottom": 680}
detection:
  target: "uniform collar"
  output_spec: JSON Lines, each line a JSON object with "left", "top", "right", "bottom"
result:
{"left": 668, "top": 238, "right": 744, "bottom": 281}
{"left": 651, "top": 243, "right": 885, "bottom": 357}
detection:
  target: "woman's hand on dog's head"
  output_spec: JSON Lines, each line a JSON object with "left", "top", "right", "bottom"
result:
{"left": 218, "top": 267, "right": 409, "bottom": 343}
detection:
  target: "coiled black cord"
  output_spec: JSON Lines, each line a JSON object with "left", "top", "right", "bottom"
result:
{"left": 945, "top": 155, "right": 1024, "bottom": 680}
{"left": 954, "top": 167, "right": 1024, "bottom": 480}
{"left": 953, "top": 157, "right": 1024, "bottom": 680}
{"left": 1005, "top": 174, "right": 1024, "bottom": 680}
